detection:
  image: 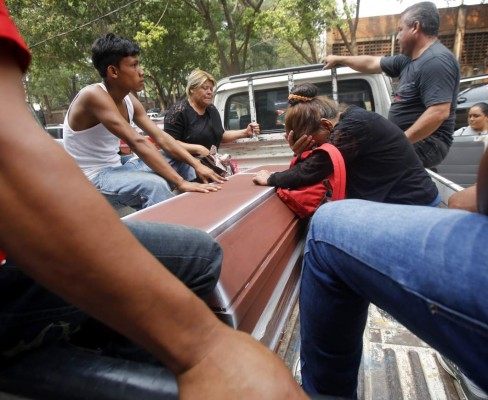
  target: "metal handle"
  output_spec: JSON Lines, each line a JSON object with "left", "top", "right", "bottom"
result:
{"left": 247, "top": 79, "right": 257, "bottom": 138}
{"left": 331, "top": 67, "right": 338, "bottom": 103}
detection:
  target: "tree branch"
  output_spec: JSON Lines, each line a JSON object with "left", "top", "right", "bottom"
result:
{"left": 287, "top": 39, "right": 314, "bottom": 64}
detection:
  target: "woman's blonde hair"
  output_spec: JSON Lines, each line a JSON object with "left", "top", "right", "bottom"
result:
{"left": 186, "top": 69, "right": 217, "bottom": 97}
{"left": 285, "top": 83, "right": 339, "bottom": 140}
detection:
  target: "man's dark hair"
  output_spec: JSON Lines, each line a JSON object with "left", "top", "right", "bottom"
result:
{"left": 401, "top": 1, "right": 440, "bottom": 37}
{"left": 91, "top": 33, "right": 140, "bottom": 78}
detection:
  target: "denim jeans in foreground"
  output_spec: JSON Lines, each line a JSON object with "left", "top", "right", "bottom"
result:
{"left": 0, "top": 221, "right": 221, "bottom": 358}
{"left": 91, "top": 150, "right": 196, "bottom": 210}
{"left": 300, "top": 200, "right": 488, "bottom": 398}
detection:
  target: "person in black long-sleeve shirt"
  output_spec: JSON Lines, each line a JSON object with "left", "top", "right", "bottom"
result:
{"left": 253, "top": 83, "right": 439, "bottom": 206}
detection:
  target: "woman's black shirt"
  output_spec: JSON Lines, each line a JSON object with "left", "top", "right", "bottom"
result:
{"left": 164, "top": 99, "right": 225, "bottom": 149}
{"left": 268, "top": 106, "right": 438, "bottom": 205}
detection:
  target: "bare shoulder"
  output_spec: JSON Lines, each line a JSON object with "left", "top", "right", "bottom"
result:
{"left": 69, "top": 85, "right": 112, "bottom": 130}
{"left": 77, "top": 84, "right": 113, "bottom": 107}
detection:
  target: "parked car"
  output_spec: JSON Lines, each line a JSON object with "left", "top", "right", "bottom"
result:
{"left": 151, "top": 113, "right": 165, "bottom": 122}
{"left": 146, "top": 107, "right": 161, "bottom": 114}
{"left": 44, "top": 123, "right": 64, "bottom": 139}
{"left": 455, "top": 76, "right": 488, "bottom": 130}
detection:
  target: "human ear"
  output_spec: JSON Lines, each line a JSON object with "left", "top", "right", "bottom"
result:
{"left": 108, "top": 65, "right": 117, "bottom": 78}
{"left": 412, "top": 21, "right": 420, "bottom": 34}
{"left": 320, "top": 118, "right": 333, "bottom": 131}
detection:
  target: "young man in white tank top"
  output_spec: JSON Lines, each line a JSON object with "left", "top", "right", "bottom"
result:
{"left": 63, "top": 33, "right": 225, "bottom": 210}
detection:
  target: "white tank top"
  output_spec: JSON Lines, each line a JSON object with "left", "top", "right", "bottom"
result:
{"left": 63, "top": 83, "right": 135, "bottom": 181}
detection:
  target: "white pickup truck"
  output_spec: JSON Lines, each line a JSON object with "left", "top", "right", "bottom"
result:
{"left": 216, "top": 64, "right": 392, "bottom": 171}
{"left": 216, "top": 64, "right": 486, "bottom": 189}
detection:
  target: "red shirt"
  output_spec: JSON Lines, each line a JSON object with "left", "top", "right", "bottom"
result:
{"left": 0, "top": 0, "right": 31, "bottom": 73}
{"left": 0, "top": 0, "right": 31, "bottom": 264}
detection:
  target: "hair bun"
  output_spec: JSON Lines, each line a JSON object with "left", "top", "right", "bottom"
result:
{"left": 288, "top": 93, "right": 314, "bottom": 105}
{"left": 288, "top": 83, "right": 318, "bottom": 105}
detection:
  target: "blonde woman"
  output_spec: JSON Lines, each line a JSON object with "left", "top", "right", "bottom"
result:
{"left": 164, "top": 69, "right": 259, "bottom": 157}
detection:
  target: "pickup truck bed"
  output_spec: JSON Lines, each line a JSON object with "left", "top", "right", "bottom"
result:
{"left": 5, "top": 62, "right": 474, "bottom": 398}
{"left": 0, "top": 169, "right": 468, "bottom": 400}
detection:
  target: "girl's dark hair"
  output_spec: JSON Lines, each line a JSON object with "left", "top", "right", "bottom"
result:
{"left": 285, "top": 83, "right": 339, "bottom": 139}
{"left": 471, "top": 102, "right": 488, "bottom": 116}
{"left": 91, "top": 33, "right": 140, "bottom": 78}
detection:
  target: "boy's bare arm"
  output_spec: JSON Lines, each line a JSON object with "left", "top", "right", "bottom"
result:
{"left": 80, "top": 87, "right": 219, "bottom": 191}
{"left": 132, "top": 97, "right": 225, "bottom": 184}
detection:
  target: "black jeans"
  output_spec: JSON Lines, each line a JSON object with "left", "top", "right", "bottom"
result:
{"left": 0, "top": 221, "right": 222, "bottom": 359}
{"left": 413, "top": 135, "right": 451, "bottom": 168}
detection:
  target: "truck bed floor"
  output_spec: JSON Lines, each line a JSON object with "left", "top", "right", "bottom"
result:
{"left": 278, "top": 304, "right": 466, "bottom": 399}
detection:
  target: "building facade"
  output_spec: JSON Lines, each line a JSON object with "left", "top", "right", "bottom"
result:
{"left": 326, "top": 4, "right": 488, "bottom": 77}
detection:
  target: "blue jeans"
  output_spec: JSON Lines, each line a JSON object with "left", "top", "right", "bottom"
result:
{"left": 413, "top": 135, "right": 450, "bottom": 168}
{"left": 300, "top": 200, "right": 488, "bottom": 398}
{"left": 92, "top": 151, "right": 196, "bottom": 210}
{"left": 0, "top": 221, "right": 221, "bottom": 359}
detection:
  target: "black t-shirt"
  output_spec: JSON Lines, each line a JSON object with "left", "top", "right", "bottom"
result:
{"left": 269, "top": 106, "right": 438, "bottom": 205}
{"left": 380, "top": 41, "right": 460, "bottom": 145}
{"left": 164, "top": 99, "right": 225, "bottom": 149}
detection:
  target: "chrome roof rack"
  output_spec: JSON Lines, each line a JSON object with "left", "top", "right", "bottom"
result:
{"left": 227, "top": 63, "right": 325, "bottom": 81}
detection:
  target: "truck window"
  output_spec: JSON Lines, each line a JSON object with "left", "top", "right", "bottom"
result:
{"left": 223, "top": 79, "right": 374, "bottom": 133}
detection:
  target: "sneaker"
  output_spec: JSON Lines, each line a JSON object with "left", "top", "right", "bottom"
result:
{"left": 436, "top": 352, "right": 488, "bottom": 400}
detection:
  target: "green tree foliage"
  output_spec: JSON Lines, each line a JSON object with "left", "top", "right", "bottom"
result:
{"left": 327, "top": 0, "right": 361, "bottom": 55}
{"left": 255, "top": 0, "right": 335, "bottom": 64}
{"left": 133, "top": 2, "right": 220, "bottom": 109}
{"left": 5, "top": 0, "right": 370, "bottom": 116}
{"left": 182, "top": 0, "right": 267, "bottom": 76}
{"left": 7, "top": 0, "right": 145, "bottom": 111}
{"left": 6, "top": 0, "right": 223, "bottom": 112}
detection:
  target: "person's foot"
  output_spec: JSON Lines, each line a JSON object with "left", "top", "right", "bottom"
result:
{"left": 436, "top": 352, "right": 488, "bottom": 400}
